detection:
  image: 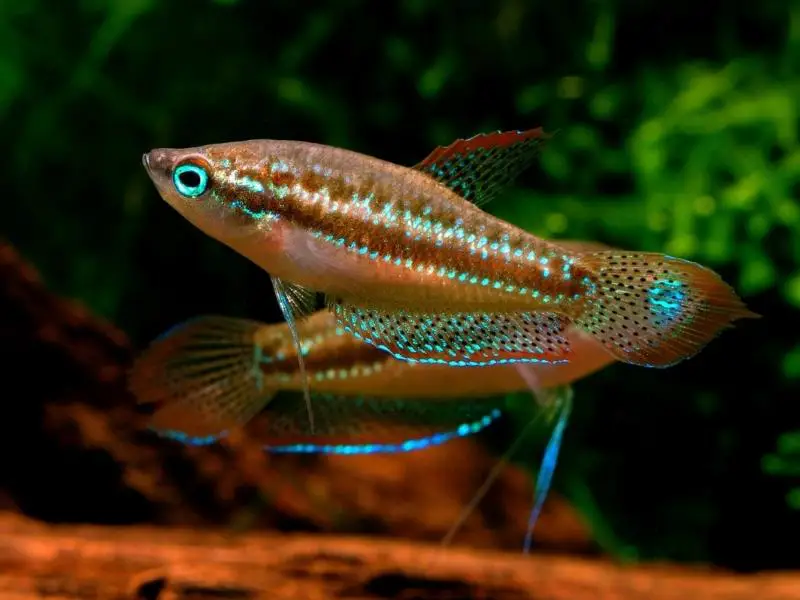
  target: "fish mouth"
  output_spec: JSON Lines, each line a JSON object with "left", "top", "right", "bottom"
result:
{"left": 142, "top": 149, "right": 179, "bottom": 177}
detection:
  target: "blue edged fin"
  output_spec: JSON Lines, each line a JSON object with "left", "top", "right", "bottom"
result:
{"left": 150, "top": 389, "right": 505, "bottom": 455}
{"left": 412, "top": 128, "right": 551, "bottom": 207}
{"left": 251, "top": 391, "right": 505, "bottom": 455}
{"left": 128, "top": 316, "right": 274, "bottom": 443}
{"left": 328, "top": 300, "right": 573, "bottom": 367}
{"left": 271, "top": 276, "right": 317, "bottom": 434}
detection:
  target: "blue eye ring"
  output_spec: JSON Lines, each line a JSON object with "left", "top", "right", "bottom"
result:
{"left": 172, "top": 162, "right": 209, "bottom": 198}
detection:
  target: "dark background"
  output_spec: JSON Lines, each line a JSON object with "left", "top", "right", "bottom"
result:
{"left": 2, "top": 0, "right": 799, "bottom": 572}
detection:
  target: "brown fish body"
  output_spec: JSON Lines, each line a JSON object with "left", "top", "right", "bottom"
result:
{"left": 144, "top": 132, "right": 756, "bottom": 370}
{"left": 147, "top": 140, "right": 592, "bottom": 315}
{"left": 251, "top": 310, "right": 613, "bottom": 398}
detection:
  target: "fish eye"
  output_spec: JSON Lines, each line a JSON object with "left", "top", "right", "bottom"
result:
{"left": 172, "top": 163, "right": 209, "bottom": 198}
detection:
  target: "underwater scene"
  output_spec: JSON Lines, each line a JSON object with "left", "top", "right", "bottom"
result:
{"left": 1, "top": 1, "right": 799, "bottom": 598}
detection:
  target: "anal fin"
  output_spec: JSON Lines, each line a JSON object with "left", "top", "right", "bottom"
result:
{"left": 328, "top": 299, "right": 572, "bottom": 366}
{"left": 251, "top": 392, "right": 505, "bottom": 455}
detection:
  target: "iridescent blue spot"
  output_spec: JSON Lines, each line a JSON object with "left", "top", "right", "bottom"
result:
{"left": 648, "top": 279, "right": 685, "bottom": 325}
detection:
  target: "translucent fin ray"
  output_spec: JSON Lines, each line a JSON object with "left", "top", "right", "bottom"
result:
{"left": 128, "top": 316, "right": 274, "bottom": 442}
{"left": 272, "top": 275, "right": 316, "bottom": 433}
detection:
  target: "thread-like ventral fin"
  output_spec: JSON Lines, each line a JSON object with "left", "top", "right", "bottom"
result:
{"left": 271, "top": 275, "right": 318, "bottom": 434}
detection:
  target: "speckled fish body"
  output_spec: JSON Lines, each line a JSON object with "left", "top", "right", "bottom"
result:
{"left": 143, "top": 130, "right": 757, "bottom": 370}
{"left": 144, "top": 136, "right": 585, "bottom": 314}
{"left": 252, "top": 310, "right": 613, "bottom": 398}
{"left": 128, "top": 307, "right": 591, "bottom": 458}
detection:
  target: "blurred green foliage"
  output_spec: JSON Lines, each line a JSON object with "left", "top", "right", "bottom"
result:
{"left": 2, "top": 0, "right": 799, "bottom": 570}
{"left": 763, "top": 429, "right": 800, "bottom": 508}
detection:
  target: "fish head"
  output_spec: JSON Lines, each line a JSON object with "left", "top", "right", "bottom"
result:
{"left": 142, "top": 142, "right": 277, "bottom": 247}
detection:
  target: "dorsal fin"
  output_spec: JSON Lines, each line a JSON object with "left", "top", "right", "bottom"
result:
{"left": 412, "top": 128, "right": 551, "bottom": 207}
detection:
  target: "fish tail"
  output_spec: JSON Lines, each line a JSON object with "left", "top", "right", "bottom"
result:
{"left": 572, "top": 252, "right": 760, "bottom": 367}
{"left": 128, "top": 316, "right": 274, "bottom": 443}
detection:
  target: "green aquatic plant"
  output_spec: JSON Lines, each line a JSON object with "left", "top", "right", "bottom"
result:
{"left": 763, "top": 429, "right": 800, "bottom": 510}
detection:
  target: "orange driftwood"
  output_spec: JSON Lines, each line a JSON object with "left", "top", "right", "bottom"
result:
{"left": 0, "top": 512, "right": 799, "bottom": 600}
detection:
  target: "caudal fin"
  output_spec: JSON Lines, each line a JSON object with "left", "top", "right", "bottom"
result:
{"left": 574, "top": 252, "right": 760, "bottom": 367}
{"left": 128, "top": 316, "right": 274, "bottom": 443}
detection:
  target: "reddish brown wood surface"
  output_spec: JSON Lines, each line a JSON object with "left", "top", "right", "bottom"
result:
{"left": 0, "top": 512, "right": 799, "bottom": 600}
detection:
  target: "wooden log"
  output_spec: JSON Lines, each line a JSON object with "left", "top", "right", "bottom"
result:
{"left": 0, "top": 512, "right": 798, "bottom": 600}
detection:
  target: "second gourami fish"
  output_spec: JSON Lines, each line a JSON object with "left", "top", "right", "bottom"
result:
{"left": 130, "top": 306, "right": 593, "bottom": 552}
{"left": 128, "top": 306, "right": 612, "bottom": 444}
